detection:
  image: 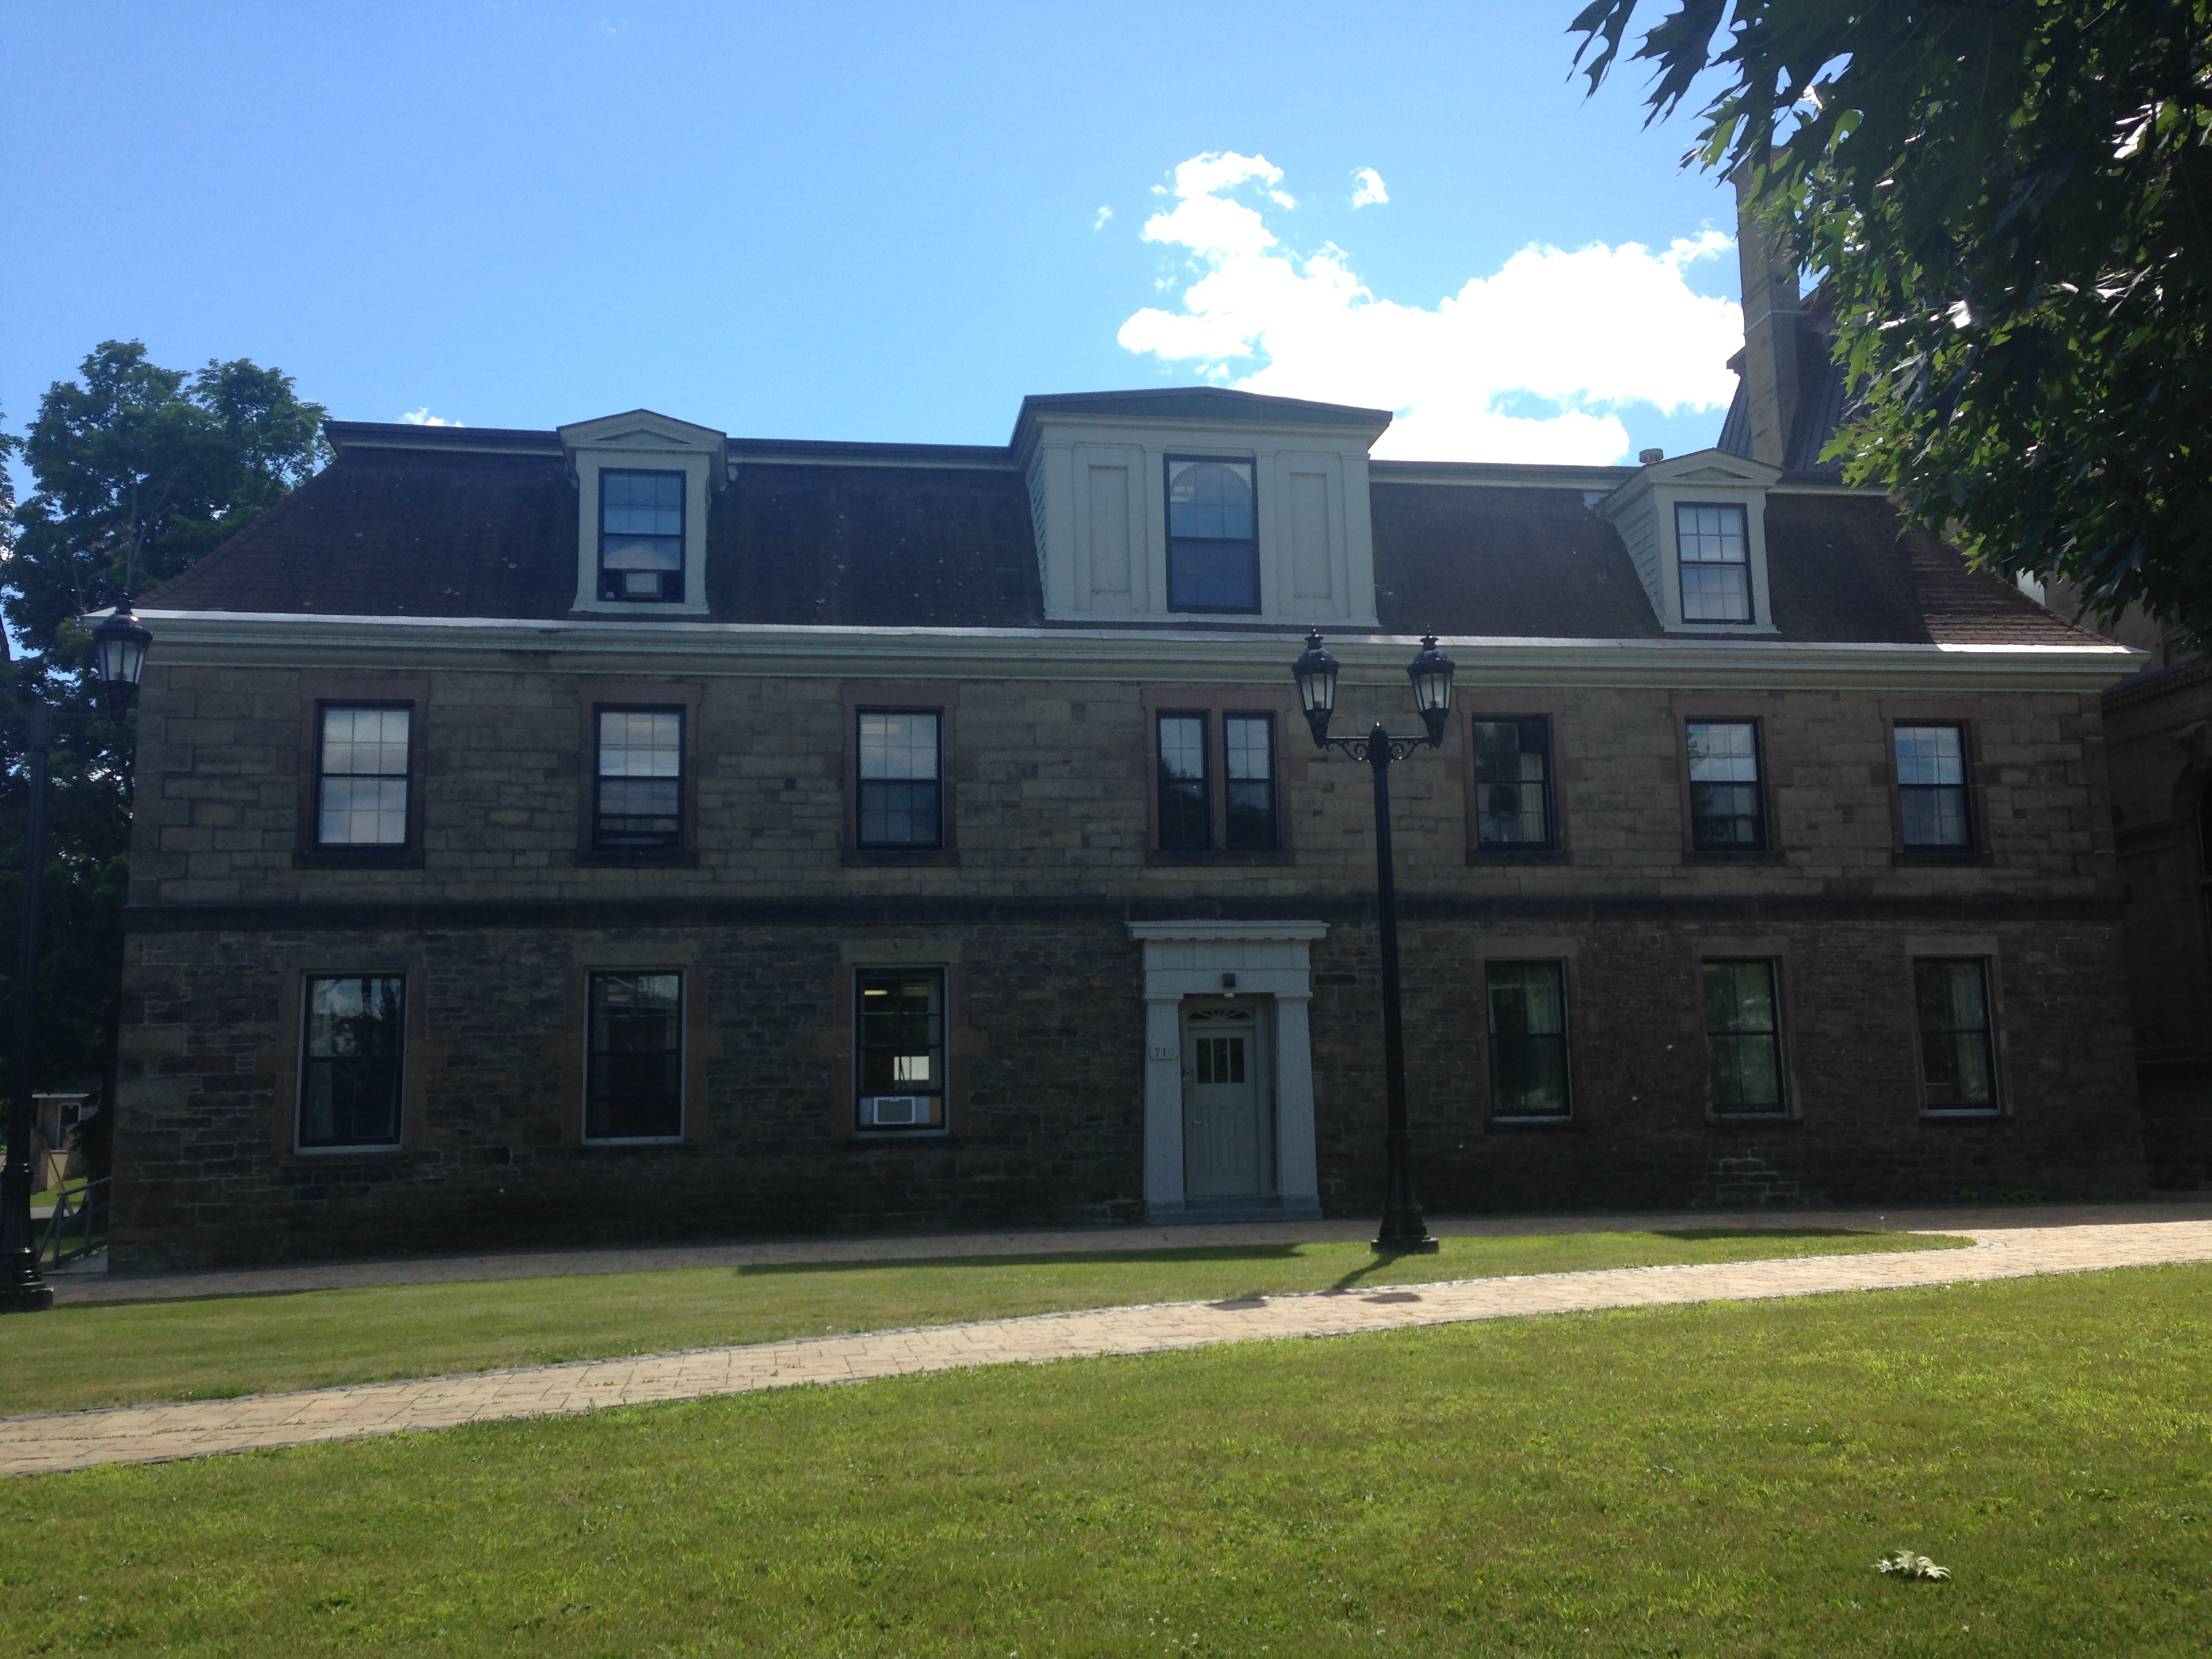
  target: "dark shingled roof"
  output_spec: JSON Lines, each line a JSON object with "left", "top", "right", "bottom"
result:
{"left": 144, "top": 417, "right": 2097, "bottom": 648}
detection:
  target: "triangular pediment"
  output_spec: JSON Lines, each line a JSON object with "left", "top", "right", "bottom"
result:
{"left": 558, "top": 408, "right": 726, "bottom": 452}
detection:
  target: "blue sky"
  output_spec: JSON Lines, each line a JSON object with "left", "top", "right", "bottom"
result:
{"left": 1, "top": 2, "right": 1742, "bottom": 466}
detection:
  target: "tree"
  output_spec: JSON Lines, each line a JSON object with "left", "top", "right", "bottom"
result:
{"left": 0, "top": 343, "right": 325, "bottom": 1146}
{"left": 1573, "top": 0, "right": 2212, "bottom": 648}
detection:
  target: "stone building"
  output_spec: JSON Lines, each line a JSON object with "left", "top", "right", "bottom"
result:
{"left": 108, "top": 380, "right": 2148, "bottom": 1267}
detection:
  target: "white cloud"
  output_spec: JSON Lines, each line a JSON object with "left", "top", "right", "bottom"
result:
{"left": 1350, "top": 167, "right": 1389, "bottom": 209}
{"left": 1117, "top": 153, "right": 1742, "bottom": 464}
{"left": 400, "top": 407, "right": 464, "bottom": 426}
{"left": 1093, "top": 204, "right": 1113, "bottom": 230}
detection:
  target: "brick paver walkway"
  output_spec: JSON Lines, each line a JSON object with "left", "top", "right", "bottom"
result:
{"left": 7, "top": 1216, "right": 2209, "bottom": 1477}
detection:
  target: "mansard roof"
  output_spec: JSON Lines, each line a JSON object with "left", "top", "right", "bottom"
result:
{"left": 146, "top": 402, "right": 2094, "bottom": 648}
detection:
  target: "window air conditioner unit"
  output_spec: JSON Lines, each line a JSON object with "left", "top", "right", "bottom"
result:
{"left": 860, "top": 1094, "right": 929, "bottom": 1128}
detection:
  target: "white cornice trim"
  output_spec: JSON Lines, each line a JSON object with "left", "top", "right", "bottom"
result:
{"left": 131, "top": 609, "right": 2145, "bottom": 689}
{"left": 1128, "top": 922, "right": 1330, "bottom": 942}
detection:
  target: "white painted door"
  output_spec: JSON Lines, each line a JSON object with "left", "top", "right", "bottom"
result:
{"left": 1181, "top": 1000, "right": 1271, "bottom": 1199}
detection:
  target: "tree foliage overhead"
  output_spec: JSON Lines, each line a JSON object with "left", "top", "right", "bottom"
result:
{"left": 1573, "top": 0, "right": 2212, "bottom": 647}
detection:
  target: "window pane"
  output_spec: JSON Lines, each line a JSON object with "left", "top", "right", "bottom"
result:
{"left": 1158, "top": 714, "right": 1210, "bottom": 851}
{"left": 1680, "top": 562, "right": 1751, "bottom": 621}
{"left": 319, "top": 707, "right": 410, "bottom": 846}
{"left": 300, "top": 975, "right": 405, "bottom": 1147}
{"left": 599, "top": 470, "right": 684, "bottom": 600}
{"left": 1687, "top": 721, "right": 1765, "bottom": 850}
{"left": 1676, "top": 503, "right": 1748, "bottom": 562}
{"left": 1168, "top": 541, "right": 1259, "bottom": 611}
{"left": 1677, "top": 504, "right": 1750, "bottom": 621}
{"left": 1704, "top": 960, "right": 1783, "bottom": 1112}
{"left": 596, "top": 709, "right": 683, "bottom": 849}
{"left": 859, "top": 712, "right": 941, "bottom": 781}
{"left": 1914, "top": 958, "right": 1996, "bottom": 1109}
{"left": 1486, "top": 961, "right": 1569, "bottom": 1117}
{"left": 1167, "top": 459, "right": 1254, "bottom": 541}
{"left": 1224, "top": 715, "right": 1277, "bottom": 851}
{"left": 1471, "top": 718, "right": 1552, "bottom": 846}
{"left": 587, "top": 972, "right": 683, "bottom": 1139}
{"left": 601, "top": 470, "right": 684, "bottom": 535}
{"left": 1896, "top": 724, "right": 1971, "bottom": 847}
{"left": 857, "top": 969, "right": 947, "bottom": 1129}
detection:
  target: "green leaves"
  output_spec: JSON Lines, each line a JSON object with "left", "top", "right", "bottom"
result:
{"left": 1574, "top": 0, "right": 2212, "bottom": 649}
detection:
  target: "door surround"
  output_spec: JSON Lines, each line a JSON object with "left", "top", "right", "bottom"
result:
{"left": 1128, "top": 920, "right": 1325, "bottom": 1221}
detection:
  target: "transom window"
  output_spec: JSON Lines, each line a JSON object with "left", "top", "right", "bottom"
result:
{"left": 856, "top": 968, "right": 947, "bottom": 1131}
{"left": 1676, "top": 502, "right": 1752, "bottom": 622}
{"left": 1158, "top": 713, "right": 1211, "bottom": 851}
{"left": 598, "top": 469, "right": 685, "bottom": 602}
{"left": 586, "top": 971, "right": 684, "bottom": 1141}
{"left": 1486, "top": 960, "right": 1570, "bottom": 1118}
{"left": 317, "top": 705, "right": 411, "bottom": 846}
{"left": 1704, "top": 960, "right": 1784, "bottom": 1114}
{"left": 1166, "top": 455, "right": 1258, "bottom": 613}
{"left": 1471, "top": 717, "right": 1555, "bottom": 848}
{"left": 595, "top": 708, "right": 683, "bottom": 853}
{"left": 1687, "top": 720, "right": 1767, "bottom": 851}
{"left": 1223, "top": 714, "right": 1278, "bottom": 851}
{"left": 299, "top": 975, "right": 405, "bottom": 1149}
{"left": 857, "top": 710, "right": 943, "bottom": 848}
{"left": 1914, "top": 958, "right": 1999, "bottom": 1111}
{"left": 1896, "top": 724, "right": 1972, "bottom": 848}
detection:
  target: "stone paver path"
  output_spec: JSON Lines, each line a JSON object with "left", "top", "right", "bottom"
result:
{"left": 7, "top": 1217, "right": 2210, "bottom": 1477}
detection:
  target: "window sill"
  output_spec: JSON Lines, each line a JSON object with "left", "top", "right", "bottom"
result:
{"left": 293, "top": 847, "right": 424, "bottom": 870}
{"left": 1467, "top": 845, "right": 1568, "bottom": 865}
{"left": 844, "top": 1128, "right": 955, "bottom": 1144}
{"left": 843, "top": 846, "right": 959, "bottom": 867}
{"left": 580, "top": 1136, "right": 691, "bottom": 1148}
{"left": 1681, "top": 848, "right": 1787, "bottom": 865}
{"left": 1147, "top": 848, "right": 1293, "bottom": 867}
{"left": 284, "top": 1143, "right": 407, "bottom": 1164}
{"left": 1892, "top": 848, "right": 1994, "bottom": 867}
{"left": 1486, "top": 1114, "right": 1576, "bottom": 1132}
{"left": 577, "top": 849, "right": 699, "bottom": 868}
{"left": 1708, "top": 1111, "right": 1798, "bottom": 1128}
{"left": 1921, "top": 1107, "right": 2005, "bottom": 1122}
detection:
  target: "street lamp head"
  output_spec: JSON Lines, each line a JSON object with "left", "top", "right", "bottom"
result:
{"left": 1291, "top": 626, "right": 1340, "bottom": 747}
{"left": 1407, "top": 633, "right": 1455, "bottom": 747}
{"left": 89, "top": 598, "right": 152, "bottom": 714}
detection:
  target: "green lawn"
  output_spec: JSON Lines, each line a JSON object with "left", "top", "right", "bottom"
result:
{"left": 4, "top": 1264, "right": 2205, "bottom": 1656}
{"left": 5, "top": 1228, "right": 1965, "bottom": 1417}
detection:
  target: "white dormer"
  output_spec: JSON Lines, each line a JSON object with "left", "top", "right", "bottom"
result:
{"left": 558, "top": 410, "right": 729, "bottom": 617}
{"left": 1601, "top": 449, "right": 1783, "bottom": 635}
{"left": 1012, "top": 390, "right": 1390, "bottom": 627}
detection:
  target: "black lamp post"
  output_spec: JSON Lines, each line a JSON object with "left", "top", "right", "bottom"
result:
{"left": 1, "top": 599, "right": 152, "bottom": 1314}
{"left": 1292, "top": 627, "right": 1455, "bottom": 1254}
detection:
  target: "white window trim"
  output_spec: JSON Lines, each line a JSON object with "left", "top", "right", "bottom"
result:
{"left": 558, "top": 411, "right": 727, "bottom": 618}
{"left": 1602, "top": 449, "right": 1783, "bottom": 636}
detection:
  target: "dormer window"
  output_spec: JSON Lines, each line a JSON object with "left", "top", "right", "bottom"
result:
{"left": 598, "top": 469, "right": 686, "bottom": 602}
{"left": 1676, "top": 503, "right": 1751, "bottom": 622}
{"left": 1166, "top": 455, "right": 1258, "bottom": 613}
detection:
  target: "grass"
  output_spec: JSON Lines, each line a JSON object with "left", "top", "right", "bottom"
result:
{"left": 2, "top": 1263, "right": 2205, "bottom": 1656}
{"left": 2, "top": 1227, "right": 1967, "bottom": 1418}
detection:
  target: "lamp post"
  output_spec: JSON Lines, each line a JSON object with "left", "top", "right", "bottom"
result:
{"left": 1, "top": 599, "right": 152, "bottom": 1314}
{"left": 1292, "top": 628, "right": 1455, "bottom": 1255}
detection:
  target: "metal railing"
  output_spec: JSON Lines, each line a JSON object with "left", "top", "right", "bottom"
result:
{"left": 40, "top": 1176, "right": 107, "bottom": 1268}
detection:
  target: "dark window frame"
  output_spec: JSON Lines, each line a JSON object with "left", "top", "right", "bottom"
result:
{"left": 1470, "top": 714, "right": 1558, "bottom": 853}
{"left": 1674, "top": 499, "right": 1754, "bottom": 624}
{"left": 855, "top": 708, "right": 945, "bottom": 851}
{"left": 313, "top": 701, "right": 415, "bottom": 851}
{"left": 1155, "top": 710, "right": 1214, "bottom": 853}
{"left": 1685, "top": 717, "right": 1771, "bottom": 854}
{"left": 582, "top": 968, "right": 687, "bottom": 1144}
{"left": 1223, "top": 710, "right": 1280, "bottom": 853}
{"left": 596, "top": 467, "right": 687, "bottom": 604}
{"left": 853, "top": 965, "right": 949, "bottom": 1135}
{"left": 1702, "top": 957, "right": 1788, "bottom": 1118}
{"left": 1141, "top": 689, "right": 1300, "bottom": 864}
{"left": 592, "top": 703, "right": 688, "bottom": 857}
{"left": 1483, "top": 958, "right": 1573, "bottom": 1122}
{"left": 1164, "top": 452, "right": 1261, "bottom": 615}
{"left": 296, "top": 972, "right": 407, "bottom": 1152}
{"left": 1889, "top": 718, "right": 1987, "bottom": 861}
{"left": 1912, "top": 956, "right": 2003, "bottom": 1115}
{"left": 295, "top": 686, "right": 426, "bottom": 869}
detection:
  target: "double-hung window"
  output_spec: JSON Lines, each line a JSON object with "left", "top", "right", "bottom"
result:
{"left": 1914, "top": 959, "right": 1999, "bottom": 1111}
{"left": 299, "top": 975, "right": 405, "bottom": 1149}
{"left": 1704, "top": 960, "right": 1785, "bottom": 1114}
{"left": 1223, "top": 714, "right": 1278, "bottom": 851}
{"left": 857, "top": 711, "right": 943, "bottom": 848}
{"left": 586, "top": 971, "right": 684, "bottom": 1141}
{"left": 1157, "top": 713, "right": 1212, "bottom": 851}
{"left": 1687, "top": 721, "right": 1767, "bottom": 851}
{"left": 316, "top": 705, "right": 411, "bottom": 846}
{"left": 855, "top": 968, "right": 947, "bottom": 1130}
{"left": 1486, "top": 961, "right": 1570, "bottom": 1118}
{"left": 1155, "top": 712, "right": 1279, "bottom": 853}
{"left": 594, "top": 708, "right": 684, "bottom": 853}
{"left": 598, "top": 470, "right": 685, "bottom": 602}
{"left": 1896, "top": 724, "right": 1972, "bottom": 849}
{"left": 1166, "top": 456, "right": 1258, "bottom": 613}
{"left": 1676, "top": 503, "right": 1752, "bottom": 622}
{"left": 1471, "top": 718, "right": 1555, "bottom": 848}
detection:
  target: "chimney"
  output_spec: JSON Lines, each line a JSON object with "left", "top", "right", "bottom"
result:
{"left": 1733, "top": 163, "right": 1802, "bottom": 468}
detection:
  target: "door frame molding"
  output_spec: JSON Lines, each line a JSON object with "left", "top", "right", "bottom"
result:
{"left": 1129, "top": 920, "right": 1326, "bottom": 1221}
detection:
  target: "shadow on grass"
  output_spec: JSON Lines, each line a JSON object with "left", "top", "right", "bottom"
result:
{"left": 733, "top": 1243, "right": 1317, "bottom": 1279}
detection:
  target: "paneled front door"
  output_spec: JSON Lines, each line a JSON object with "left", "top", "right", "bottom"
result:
{"left": 1181, "top": 999, "right": 1271, "bottom": 1200}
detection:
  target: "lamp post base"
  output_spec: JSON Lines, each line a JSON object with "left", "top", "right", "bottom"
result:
{"left": 1372, "top": 1211, "right": 1439, "bottom": 1255}
{"left": 0, "top": 1274, "right": 54, "bottom": 1314}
